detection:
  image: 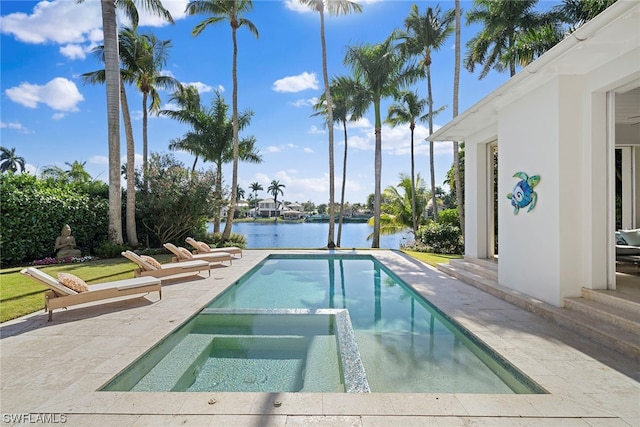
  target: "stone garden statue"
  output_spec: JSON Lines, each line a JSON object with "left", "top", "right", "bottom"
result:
{"left": 54, "top": 224, "right": 81, "bottom": 259}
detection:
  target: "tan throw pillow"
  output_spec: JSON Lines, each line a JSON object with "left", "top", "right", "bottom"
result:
{"left": 140, "top": 255, "right": 162, "bottom": 270}
{"left": 178, "top": 247, "right": 193, "bottom": 259}
{"left": 57, "top": 272, "right": 89, "bottom": 293}
{"left": 197, "top": 241, "right": 211, "bottom": 252}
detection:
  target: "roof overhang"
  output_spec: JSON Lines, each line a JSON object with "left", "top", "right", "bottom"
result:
{"left": 428, "top": 1, "right": 640, "bottom": 142}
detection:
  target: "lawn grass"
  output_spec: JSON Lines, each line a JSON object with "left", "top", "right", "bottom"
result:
{"left": 0, "top": 255, "right": 173, "bottom": 323}
{"left": 401, "top": 250, "right": 462, "bottom": 268}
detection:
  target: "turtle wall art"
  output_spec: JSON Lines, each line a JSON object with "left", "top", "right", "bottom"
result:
{"left": 507, "top": 172, "right": 540, "bottom": 214}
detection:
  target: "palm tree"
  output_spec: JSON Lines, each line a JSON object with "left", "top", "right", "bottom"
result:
{"left": 396, "top": 4, "right": 454, "bottom": 223}
{"left": 268, "top": 179, "right": 285, "bottom": 217}
{"left": 65, "top": 161, "right": 92, "bottom": 183}
{"left": 344, "top": 38, "right": 413, "bottom": 248}
{"left": 186, "top": 0, "right": 259, "bottom": 242}
{"left": 77, "top": 0, "right": 173, "bottom": 244}
{"left": 163, "top": 91, "right": 261, "bottom": 232}
{"left": 236, "top": 186, "right": 245, "bottom": 201}
{"left": 82, "top": 26, "right": 146, "bottom": 246}
{"left": 464, "top": 0, "right": 539, "bottom": 79}
{"left": 0, "top": 147, "right": 25, "bottom": 173}
{"left": 132, "top": 31, "right": 180, "bottom": 183}
{"left": 160, "top": 85, "right": 204, "bottom": 172}
{"left": 249, "top": 182, "right": 263, "bottom": 200}
{"left": 453, "top": 0, "right": 464, "bottom": 237}
{"left": 312, "top": 75, "right": 366, "bottom": 246}
{"left": 386, "top": 90, "right": 427, "bottom": 238}
{"left": 298, "top": 0, "right": 362, "bottom": 249}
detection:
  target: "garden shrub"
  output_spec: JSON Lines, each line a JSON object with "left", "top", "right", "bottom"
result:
{"left": 416, "top": 222, "right": 463, "bottom": 255}
{"left": 438, "top": 208, "right": 460, "bottom": 227}
{"left": 206, "top": 232, "right": 247, "bottom": 249}
{"left": 0, "top": 173, "right": 109, "bottom": 266}
{"left": 136, "top": 153, "right": 218, "bottom": 247}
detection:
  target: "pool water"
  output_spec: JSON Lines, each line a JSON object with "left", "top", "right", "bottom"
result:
{"left": 102, "top": 254, "right": 546, "bottom": 394}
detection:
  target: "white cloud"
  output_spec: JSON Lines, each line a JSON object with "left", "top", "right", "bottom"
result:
{"left": 184, "top": 82, "right": 215, "bottom": 94}
{"left": 290, "top": 97, "right": 318, "bottom": 107}
{"left": 266, "top": 146, "right": 283, "bottom": 153}
{"left": 52, "top": 112, "right": 65, "bottom": 120}
{"left": 304, "top": 147, "right": 314, "bottom": 153}
{"left": 0, "top": 121, "right": 32, "bottom": 133}
{"left": 273, "top": 72, "right": 319, "bottom": 93}
{"left": 285, "top": 0, "right": 381, "bottom": 14}
{"left": 309, "top": 125, "right": 325, "bottom": 134}
{"left": 0, "top": 0, "right": 101, "bottom": 44}
{"left": 89, "top": 155, "right": 108, "bottom": 165}
{"left": 136, "top": 0, "right": 189, "bottom": 27}
{"left": 59, "top": 43, "right": 92, "bottom": 60}
{"left": 347, "top": 121, "right": 448, "bottom": 156}
{"left": 5, "top": 78, "right": 84, "bottom": 112}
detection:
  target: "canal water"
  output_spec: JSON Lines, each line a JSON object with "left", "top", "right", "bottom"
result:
{"left": 208, "top": 222, "right": 409, "bottom": 249}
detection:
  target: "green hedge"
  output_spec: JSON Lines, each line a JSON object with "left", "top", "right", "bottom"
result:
{"left": 0, "top": 173, "right": 109, "bottom": 266}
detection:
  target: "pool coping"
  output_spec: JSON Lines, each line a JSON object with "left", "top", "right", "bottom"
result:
{"left": 1, "top": 249, "right": 638, "bottom": 426}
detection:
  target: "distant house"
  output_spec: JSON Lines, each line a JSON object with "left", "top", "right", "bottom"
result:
{"left": 256, "top": 198, "right": 279, "bottom": 218}
{"left": 281, "top": 202, "right": 305, "bottom": 220}
{"left": 428, "top": 2, "right": 640, "bottom": 306}
{"left": 220, "top": 200, "right": 250, "bottom": 218}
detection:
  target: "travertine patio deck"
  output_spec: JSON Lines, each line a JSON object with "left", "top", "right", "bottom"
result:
{"left": 1, "top": 250, "right": 638, "bottom": 426}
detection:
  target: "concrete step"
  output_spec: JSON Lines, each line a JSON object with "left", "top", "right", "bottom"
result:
{"left": 463, "top": 256, "right": 499, "bottom": 272}
{"left": 448, "top": 258, "right": 498, "bottom": 282}
{"left": 581, "top": 288, "right": 640, "bottom": 314}
{"left": 438, "top": 260, "right": 640, "bottom": 361}
{"left": 564, "top": 297, "right": 640, "bottom": 334}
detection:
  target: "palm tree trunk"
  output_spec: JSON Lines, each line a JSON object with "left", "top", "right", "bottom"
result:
{"left": 222, "top": 24, "right": 239, "bottom": 241}
{"left": 453, "top": 0, "right": 464, "bottom": 237}
{"left": 410, "top": 124, "right": 417, "bottom": 237}
{"left": 120, "top": 79, "right": 138, "bottom": 246}
{"left": 337, "top": 120, "right": 348, "bottom": 247}
{"left": 214, "top": 161, "right": 223, "bottom": 234}
{"left": 319, "top": 9, "right": 336, "bottom": 249}
{"left": 101, "top": 0, "right": 123, "bottom": 244}
{"left": 427, "top": 65, "right": 438, "bottom": 222}
{"left": 372, "top": 98, "right": 382, "bottom": 248}
{"left": 142, "top": 91, "right": 149, "bottom": 187}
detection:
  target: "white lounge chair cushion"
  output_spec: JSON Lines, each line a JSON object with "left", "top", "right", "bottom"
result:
{"left": 140, "top": 255, "right": 163, "bottom": 270}
{"left": 24, "top": 267, "right": 77, "bottom": 295}
{"left": 178, "top": 247, "right": 193, "bottom": 259}
{"left": 57, "top": 272, "right": 89, "bottom": 293}
{"left": 619, "top": 229, "right": 640, "bottom": 246}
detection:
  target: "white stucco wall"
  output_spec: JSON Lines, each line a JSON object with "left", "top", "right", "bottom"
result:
{"left": 498, "top": 79, "right": 564, "bottom": 305}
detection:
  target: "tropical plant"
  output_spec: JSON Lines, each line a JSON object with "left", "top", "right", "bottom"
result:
{"left": 345, "top": 38, "right": 414, "bottom": 247}
{"left": 136, "top": 152, "right": 216, "bottom": 245}
{"left": 464, "top": 0, "right": 540, "bottom": 78}
{"left": 381, "top": 173, "right": 428, "bottom": 234}
{"left": 268, "top": 179, "right": 285, "bottom": 216}
{"left": 395, "top": 4, "right": 454, "bottom": 223}
{"left": 0, "top": 147, "right": 25, "bottom": 173}
{"left": 386, "top": 90, "right": 427, "bottom": 238}
{"left": 77, "top": 0, "right": 173, "bottom": 244}
{"left": 163, "top": 91, "right": 261, "bottom": 232}
{"left": 131, "top": 31, "right": 179, "bottom": 182}
{"left": 249, "top": 181, "right": 263, "bottom": 200}
{"left": 41, "top": 161, "right": 92, "bottom": 184}
{"left": 186, "top": 0, "right": 259, "bottom": 243}
{"left": 298, "top": 0, "right": 362, "bottom": 249}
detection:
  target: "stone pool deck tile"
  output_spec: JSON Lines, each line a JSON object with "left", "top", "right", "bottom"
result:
{"left": 322, "top": 393, "right": 395, "bottom": 415}
{"left": 1, "top": 249, "right": 639, "bottom": 426}
{"left": 386, "top": 393, "right": 468, "bottom": 416}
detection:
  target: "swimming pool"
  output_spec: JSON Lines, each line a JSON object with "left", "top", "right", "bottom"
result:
{"left": 102, "top": 254, "right": 546, "bottom": 394}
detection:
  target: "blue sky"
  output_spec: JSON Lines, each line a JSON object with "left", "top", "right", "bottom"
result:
{"left": 1, "top": 0, "right": 524, "bottom": 205}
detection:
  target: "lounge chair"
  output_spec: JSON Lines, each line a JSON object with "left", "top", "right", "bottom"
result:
{"left": 21, "top": 267, "right": 161, "bottom": 321}
{"left": 121, "top": 250, "right": 210, "bottom": 278}
{"left": 185, "top": 237, "right": 243, "bottom": 258}
{"left": 163, "top": 243, "right": 233, "bottom": 266}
